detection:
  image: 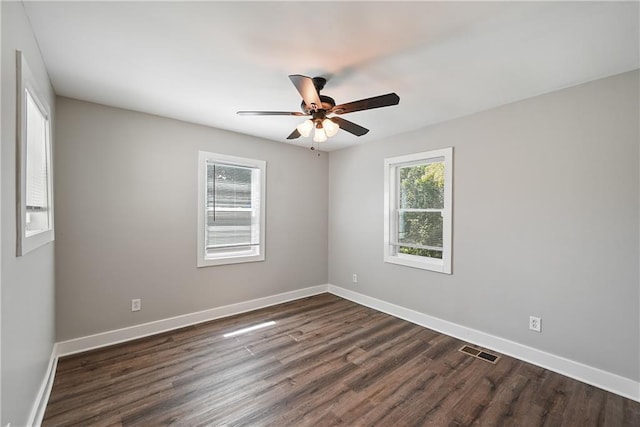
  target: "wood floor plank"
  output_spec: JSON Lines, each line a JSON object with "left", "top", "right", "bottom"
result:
{"left": 446, "top": 355, "right": 519, "bottom": 425}
{"left": 43, "top": 294, "right": 640, "bottom": 426}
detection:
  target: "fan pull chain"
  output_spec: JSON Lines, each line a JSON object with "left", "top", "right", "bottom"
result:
{"left": 310, "top": 141, "right": 321, "bottom": 156}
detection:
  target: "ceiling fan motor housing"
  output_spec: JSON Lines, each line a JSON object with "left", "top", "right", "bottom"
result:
{"left": 301, "top": 95, "right": 336, "bottom": 114}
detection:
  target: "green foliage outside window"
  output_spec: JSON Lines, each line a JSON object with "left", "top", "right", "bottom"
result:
{"left": 398, "top": 161, "right": 445, "bottom": 259}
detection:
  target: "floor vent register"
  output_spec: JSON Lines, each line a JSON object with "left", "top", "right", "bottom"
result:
{"left": 459, "top": 345, "right": 500, "bottom": 364}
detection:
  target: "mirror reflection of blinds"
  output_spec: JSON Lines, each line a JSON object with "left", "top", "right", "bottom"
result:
{"left": 25, "top": 90, "right": 49, "bottom": 212}
{"left": 206, "top": 161, "right": 258, "bottom": 251}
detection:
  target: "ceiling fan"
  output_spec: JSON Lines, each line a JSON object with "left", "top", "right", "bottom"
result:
{"left": 237, "top": 74, "right": 400, "bottom": 145}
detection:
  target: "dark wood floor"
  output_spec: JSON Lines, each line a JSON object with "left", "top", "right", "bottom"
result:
{"left": 44, "top": 294, "right": 640, "bottom": 426}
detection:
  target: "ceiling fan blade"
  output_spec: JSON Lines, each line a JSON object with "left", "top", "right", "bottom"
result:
{"left": 286, "top": 129, "right": 301, "bottom": 139}
{"left": 329, "top": 117, "right": 369, "bottom": 137}
{"left": 237, "top": 111, "right": 307, "bottom": 116}
{"left": 332, "top": 93, "right": 400, "bottom": 115}
{"left": 289, "top": 74, "right": 322, "bottom": 110}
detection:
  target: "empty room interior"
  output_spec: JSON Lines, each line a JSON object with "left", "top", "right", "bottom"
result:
{"left": 2, "top": 1, "right": 640, "bottom": 426}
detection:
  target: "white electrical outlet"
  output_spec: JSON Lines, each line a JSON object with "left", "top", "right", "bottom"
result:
{"left": 352, "top": 274, "right": 358, "bottom": 283}
{"left": 529, "top": 316, "right": 541, "bottom": 332}
{"left": 131, "top": 299, "right": 141, "bottom": 312}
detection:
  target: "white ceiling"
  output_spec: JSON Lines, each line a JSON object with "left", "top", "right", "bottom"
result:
{"left": 23, "top": 1, "right": 639, "bottom": 151}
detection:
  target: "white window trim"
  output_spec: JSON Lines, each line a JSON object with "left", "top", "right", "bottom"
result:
{"left": 197, "top": 151, "right": 266, "bottom": 267}
{"left": 384, "top": 147, "right": 453, "bottom": 274}
{"left": 16, "top": 50, "right": 54, "bottom": 256}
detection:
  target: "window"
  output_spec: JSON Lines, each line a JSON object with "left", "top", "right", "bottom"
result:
{"left": 197, "top": 151, "right": 266, "bottom": 267}
{"left": 384, "top": 147, "right": 453, "bottom": 273}
{"left": 16, "top": 51, "right": 54, "bottom": 256}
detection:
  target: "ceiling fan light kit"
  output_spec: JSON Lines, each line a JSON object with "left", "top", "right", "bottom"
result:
{"left": 322, "top": 118, "right": 339, "bottom": 137}
{"left": 296, "top": 119, "right": 314, "bottom": 137}
{"left": 237, "top": 74, "right": 400, "bottom": 149}
{"left": 314, "top": 126, "right": 328, "bottom": 143}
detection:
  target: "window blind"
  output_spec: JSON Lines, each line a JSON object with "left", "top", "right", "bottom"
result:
{"left": 25, "top": 89, "right": 51, "bottom": 235}
{"left": 205, "top": 161, "right": 260, "bottom": 255}
{"left": 26, "top": 91, "right": 49, "bottom": 210}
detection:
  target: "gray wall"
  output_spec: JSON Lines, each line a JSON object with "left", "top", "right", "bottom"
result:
{"left": 0, "top": 5, "right": 4, "bottom": 424}
{"left": 1, "top": 2, "right": 56, "bottom": 426}
{"left": 0, "top": 3, "right": 3, "bottom": 424}
{"left": 54, "top": 98, "right": 328, "bottom": 341}
{"left": 328, "top": 71, "right": 639, "bottom": 381}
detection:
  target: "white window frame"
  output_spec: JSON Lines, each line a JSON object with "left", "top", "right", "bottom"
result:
{"left": 197, "top": 151, "right": 266, "bottom": 267}
{"left": 384, "top": 147, "right": 453, "bottom": 274}
{"left": 16, "top": 51, "right": 54, "bottom": 256}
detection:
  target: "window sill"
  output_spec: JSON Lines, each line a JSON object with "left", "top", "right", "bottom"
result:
{"left": 384, "top": 253, "right": 451, "bottom": 274}
{"left": 197, "top": 253, "right": 265, "bottom": 268}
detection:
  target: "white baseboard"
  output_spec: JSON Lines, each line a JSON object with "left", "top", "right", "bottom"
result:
{"left": 57, "top": 285, "right": 328, "bottom": 357}
{"left": 27, "top": 343, "right": 58, "bottom": 427}
{"left": 49, "top": 282, "right": 638, "bottom": 410}
{"left": 328, "top": 284, "right": 640, "bottom": 402}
